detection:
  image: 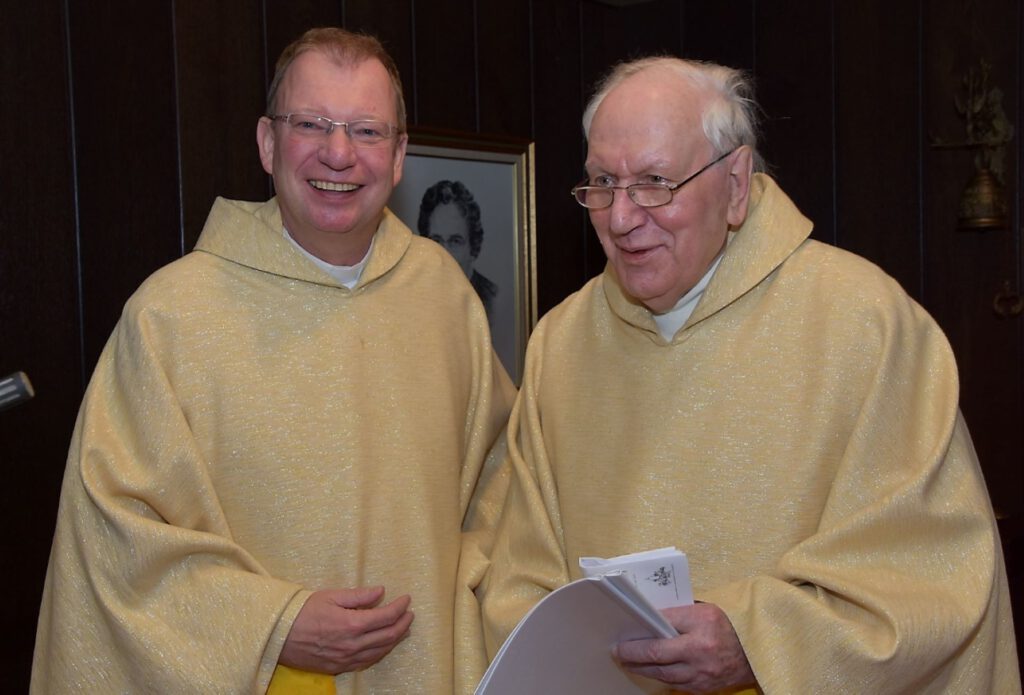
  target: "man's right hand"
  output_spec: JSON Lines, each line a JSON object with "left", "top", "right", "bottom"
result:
{"left": 278, "top": 586, "right": 414, "bottom": 674}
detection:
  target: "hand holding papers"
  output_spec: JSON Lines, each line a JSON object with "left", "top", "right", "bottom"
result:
{"left": 474, "top": 548, "right": 693, "bottom": 694}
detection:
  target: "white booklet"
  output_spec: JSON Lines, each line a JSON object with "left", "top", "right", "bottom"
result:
{"left": 579, "top": 546, "right": 693, "bottom": 610}
{"left": 474, "top": 549, "right": 692, "bottom": 695}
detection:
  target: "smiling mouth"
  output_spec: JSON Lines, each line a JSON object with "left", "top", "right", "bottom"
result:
{"left": 621, "top": 245, "right": 656, "bottom": 258}
{"left": 309, "top": 180, "right": 360, "bottom": 192}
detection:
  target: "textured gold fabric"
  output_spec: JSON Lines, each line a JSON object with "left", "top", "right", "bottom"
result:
{"left": 32, "top": 198, "right": 515, "bottom": 694}
{"left": 474, "top": 175, "right": 1021, "bottom": 693}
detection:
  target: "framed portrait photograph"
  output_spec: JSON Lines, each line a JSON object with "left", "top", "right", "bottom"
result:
{"left": 389, "top": 128, "right": 537, "bottom": 383}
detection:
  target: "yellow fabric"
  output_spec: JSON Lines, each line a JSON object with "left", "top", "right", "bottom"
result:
{"left": 31, "top": 198, "right": 515, "bottom": 694}
{"left": 268, "top": 665, "right": 336, "bottom": 694}
{"left": 473, "top": 175, "right": 1021, "bottom": 693}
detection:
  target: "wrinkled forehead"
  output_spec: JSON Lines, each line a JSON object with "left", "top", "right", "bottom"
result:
{"left": 587, "top": 70, "right": 711, "bottom": 163}
{"left": 587, "top": 89, "right": 712, "bottom": 175}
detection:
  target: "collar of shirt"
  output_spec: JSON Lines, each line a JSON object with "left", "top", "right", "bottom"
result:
{"left": 283, "top": 228, "right": 374, "bottom": 289}
{"left": 652, "top": 251, "right": 726, "bottom": 342}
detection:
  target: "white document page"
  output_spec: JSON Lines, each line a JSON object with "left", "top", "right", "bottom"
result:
{"left": 579, "top": 546, "right": 694, "bottom": 609}
{"left": 474, "top": 573, "right": 676, "bottom": 695}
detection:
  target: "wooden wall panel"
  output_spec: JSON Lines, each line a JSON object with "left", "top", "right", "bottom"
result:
{"left": 1010, "top": 0, "right": 1024, "bottom": 639}
{"left": 531, "top": 3, "right": 590, "bottom": 314}
{"left": 68, "top": 2, "right": 183, "bottom": 371}
{"left": 922, "top": 0, "right": 1023, "bottom": 523}
{"left": 580, "top": 0, "right": 684, "bottom": 67}
{"left": 834, "top": 0, "right": 921, "bottom": 290}
{"left": 681, "top": 1, "right": 754, "bottom": 70}
{"left": 264, "top": 2, "right": 344, "bottom": 75}
{"left": 412, "top": 0, "right": 477, "bottom": 130}
{"left": 477, "top": 2, "right": 532, "bottom": 137}
{"left": 0, "top": 3, "right": 79, "bottom": 688}
{"left": 273, "top": 2, "right": 346, "bottom": 45}
{"left": 174, "top": 2, "right": 269, "bottom": 248}
{"left": 755, "top": 1, "right": 836, "bottom": 246}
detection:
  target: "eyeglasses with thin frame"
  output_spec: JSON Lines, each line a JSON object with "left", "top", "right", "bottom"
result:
{"left": 571, "top": 148, "right": 737, "bottom": 210}
{"left": 268, "top": 113, "right": 400, "bottom": 147}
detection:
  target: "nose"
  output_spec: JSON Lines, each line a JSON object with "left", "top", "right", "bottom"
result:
{"left": 606, "top": 187, "right": 645, "bottom": 236}
{"left": 318, "top": 127, "right": 358, "bottom": 169}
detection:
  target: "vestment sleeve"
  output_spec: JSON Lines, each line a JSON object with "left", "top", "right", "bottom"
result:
{"left": 702, "top": 301, "right": 1020, "bottom": 693}
{"left": 31, "top": 308, "right": 306, "bottom": 694}
{"left": 454, "top": 334, "right": 518, "bottom": 693}
{"left": 473, "top": 322, "right": 573, "bottom": 660}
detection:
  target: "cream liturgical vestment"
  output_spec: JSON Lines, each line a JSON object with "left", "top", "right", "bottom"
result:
{"left": 32, "top": 198, "right": 515, "bottom": 694}
{"left": 474, "top": 175, "right": 1020, "bottom": 693}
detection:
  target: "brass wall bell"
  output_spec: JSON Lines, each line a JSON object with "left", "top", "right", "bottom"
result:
{"left": 932, "top": 60, "right": 1014, "bottom": 232}
{"left": 958, "top": 167, "right": 1008, "bottom": 230}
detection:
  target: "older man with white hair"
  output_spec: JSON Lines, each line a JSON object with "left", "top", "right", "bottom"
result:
{"left": 473, "top": 56, "right": 1020, "bottom": 694}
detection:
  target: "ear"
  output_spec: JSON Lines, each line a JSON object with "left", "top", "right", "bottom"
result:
{"left": 725, "top": 145, "right": 754, "bottom": 228}
{"left": 256, "top": 116, "right": 276, "bottom": 176}
{"left": 391, "top": 132, "right": 409, "bottom": 186}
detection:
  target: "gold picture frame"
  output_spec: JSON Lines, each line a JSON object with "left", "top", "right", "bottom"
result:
{"left": 389, "top": 128, "right": 537, "bottom": 383}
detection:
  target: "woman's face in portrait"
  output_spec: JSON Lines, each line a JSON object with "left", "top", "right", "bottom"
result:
{"left": 427, "top": 203, "right": 474, "bottom": 277}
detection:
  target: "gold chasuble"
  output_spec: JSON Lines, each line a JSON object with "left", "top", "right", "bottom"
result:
{"left": 32, "top": 198, "right": 515, "bottom": 694}
{"left": 474, "top": 175, "right": 1020, "bottom": 693}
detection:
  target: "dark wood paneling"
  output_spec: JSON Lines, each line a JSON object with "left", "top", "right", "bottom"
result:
{"left": 682, "top": 1, "right": 754, "bottom": 70}
{"left": 580, "top": 0, "right": 684, "bottom": 68}
{"left": 264, "top": 1, "right": 344, "bottom": 71}
{"left": 68, "top": 2, "right": 183, "bottom": 370}
{"left": 531, "top": 2, "right": 590, "bottom": 315}
{"left": 756, "top": 1, "right": 836, "bottom": 245}
{"left": 478, "top": 2, "right": 532, "bottom": 137}
{"left": 412, "top": 0, "right": 477, "bottom": 131}
{"left": 0, "top": 4, "right": 80, "bottom": 691}
{"left": 834, "top": 0, "right": 921, "bottom": 289}
{"left": 1012, "top": 0, "right": 1024, "bottom": 640}
{"left": 970, "top": 0, "right": 1024, "bottom": 508}
{"left": 175, "top": 2, "right": 268, "bottom": 248}
{"left": 922, "top": 0, "right": 1023, "bottom": 523}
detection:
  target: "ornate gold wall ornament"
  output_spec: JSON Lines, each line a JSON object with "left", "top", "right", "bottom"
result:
{"left": 931, "top": 60, "right": 1015, "bottom": 230}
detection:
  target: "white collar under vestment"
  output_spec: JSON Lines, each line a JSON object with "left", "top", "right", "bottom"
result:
{"left": 283, "top": 228, "right": 374, "bottom": 289}
{"left": 652, "top": 249, "right": 727, "bottom": 342}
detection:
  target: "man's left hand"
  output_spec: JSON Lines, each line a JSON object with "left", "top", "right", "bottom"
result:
{"left": 613, "top": 602, "right": 756, "bottom": 694}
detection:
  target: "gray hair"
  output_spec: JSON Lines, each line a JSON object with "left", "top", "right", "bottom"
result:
{"left": 582, "top": 56, "right": 764, "bottom": 172}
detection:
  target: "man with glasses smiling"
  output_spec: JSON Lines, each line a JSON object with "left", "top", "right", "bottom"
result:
{"left": 473, "top": 57, "right": 1019, "bottom": 693}
{"left": 33, "top": 27, "right": 514, "bottom": 695}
